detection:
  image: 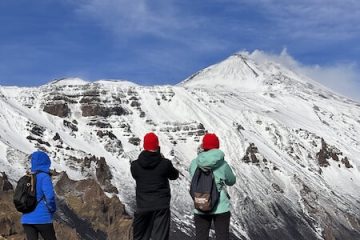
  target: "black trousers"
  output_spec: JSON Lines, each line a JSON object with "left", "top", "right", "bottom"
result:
{"left": 194, "top": 212, "right": 231, "bottom": 240}
{"left": 23, "top": 223, "right": 57, "bottom": 240}
{"left": 133, "top": 208, "right": 171, "bottom": 240}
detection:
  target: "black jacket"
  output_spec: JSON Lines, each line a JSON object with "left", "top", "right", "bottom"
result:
{"left": 131, "top": 150, "right": 179, "bottom": 212}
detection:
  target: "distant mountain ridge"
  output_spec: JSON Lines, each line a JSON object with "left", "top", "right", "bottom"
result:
{"left": 1, "top": 51, "right": 360, "bottom": 239}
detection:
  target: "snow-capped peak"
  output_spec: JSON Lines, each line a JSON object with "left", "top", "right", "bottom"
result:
{"left": 180, "top": 50, "right": 317, "bottom": 92}
{"left": 48, "top": 77, "right": 90, "bottom": 86}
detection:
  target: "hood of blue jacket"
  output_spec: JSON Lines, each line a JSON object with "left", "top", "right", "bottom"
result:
{"left": 31, "top": 151, "right": 51, "bottom": 173}
{"left": 195, "top": 149, "right": 225, "bottom": 169}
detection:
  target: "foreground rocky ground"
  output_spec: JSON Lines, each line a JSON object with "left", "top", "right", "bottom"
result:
{"left": 0, "top": 172, "right": 132, "bottom": 240}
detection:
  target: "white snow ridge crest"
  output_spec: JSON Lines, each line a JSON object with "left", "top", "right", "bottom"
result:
{"left": 1, "top": 51, "right": 360, "bottom": 240}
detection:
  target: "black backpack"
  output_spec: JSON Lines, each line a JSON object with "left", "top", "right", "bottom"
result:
{"left": 189, "top": 167, "right": 220, "bottom": 212}
{"left": 13, "top": 172, "right": 42, "bottom": 213}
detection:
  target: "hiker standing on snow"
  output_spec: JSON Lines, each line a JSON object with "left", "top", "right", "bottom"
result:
{"left": 21, "top": 151, "right": 57, "bottom": 240}
{"left": 189, "top": 133, "right": 236, "bottom": 240}
{"left": 131, "top": 132, "right": 179, "bottom": 240}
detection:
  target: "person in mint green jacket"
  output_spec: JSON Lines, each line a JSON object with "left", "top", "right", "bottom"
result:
{"left": 189, "top": 133, "right": 236, "bottom": 240}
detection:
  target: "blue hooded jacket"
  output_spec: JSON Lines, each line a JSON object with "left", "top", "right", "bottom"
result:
{"left": 21, "top": 151, "right": 56, "bottom": 224}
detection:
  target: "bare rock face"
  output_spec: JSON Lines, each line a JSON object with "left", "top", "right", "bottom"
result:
{"left": 0, "top": 173, "right": 23, "bottom": 238}
{"left": 128, "top": 137, "right": 141, "bottom": 146}
{"left": 242, "top": 143, "right": 260, "bottom": 164}
{"left": 81, "top": 104, "right": 129, "bottom": 117}
{"left": 55, "top": 172, "right": 132, "bottom": 240}
{"left": 316, "top": 138, "right": 353, "bottom": 168}
{"left": 0, "top": 172, "right": 13, "bottom": 191}
{"left": 96, "top": 157, "right": 119, "bottom": 194}
{"left": 63, "top": 120, "right": 78, "bottom": 132}
{"left": 53, "top": 222, "right": 80, "bottom": 240}
{"left": 0, "top": 173, "right": 78, "bottom": 240}
{"left": 0, "top": 172, "right": 131, "bottom": 240}
{"left": 43, "top": 102, "right": 71, "bottom": 118}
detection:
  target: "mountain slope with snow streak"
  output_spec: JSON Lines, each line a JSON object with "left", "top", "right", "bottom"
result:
{"left": 1, "top": 52, "right": 360, "bottom": 239}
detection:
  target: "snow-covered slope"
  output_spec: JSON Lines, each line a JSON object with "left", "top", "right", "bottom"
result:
{"left": 1, "top": 52, "right": 360, "bottom": 240}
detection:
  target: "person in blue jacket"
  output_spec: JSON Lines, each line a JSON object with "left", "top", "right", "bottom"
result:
{"left": 21, "top": 151, "right": 57, "bottom": 240}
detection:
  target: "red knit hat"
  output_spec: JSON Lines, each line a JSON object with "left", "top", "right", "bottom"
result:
{"left": 202, "top": 133, "right": 220, "bottom": 150}
{"left": 143, "top": 132, "right": 159, "bottom": 151}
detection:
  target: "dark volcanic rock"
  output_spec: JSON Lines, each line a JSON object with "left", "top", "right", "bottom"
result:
{"left": 63, "top": 120, "right": 78, "bottom": 132}
{"left": 97, "top": 130, "right": 117, "bottom": 140}
{"left": 0, "top": 175, "right": 23, "bottom": 238}
{"left": 0, "top": 172, "right": 13, "bottom": 191}
{"left": 316, "top": 138, "right": 352, "bottom": 168}
{"left": 130, "top": 100, "right": 141, "bottom": 107}
{"left": 317, "top": 149, "right": 330, "bottom": 167}
{"left": 250, "top": 153, "right": 259, "bottom": 164}
{"left": 43, "top": 102, "right": 71, "bottom": 118}
{"left": 271, "top": 183, "right": 284, "bottom": 193}
{"left": 88, "top": 120, "right": 112, "bottom": 128}
{"left": 242, "top": 143, "right": 261, "bottom": 165}
{"left": 0, "top": 172, "right": 78, "bottom": 240}
{"left": 129, "top": 137, "right": 141, "bottom": 146}
{"left": 81, "top": 104, "right": 129, "bottom": 117}
{"left": 30, "top": 125, "right": 45, "bottom": 137}
{"left": 246, "top": 143, "right": 258, "bottom": 154}
{"left": 26, "top": 135, "right": 51, "bottom": 147}
{"left": 53, "top": 132, "right": 61, "bottom": 141}
{"left": 341, "top": 157, "right": 353, "bottom": 168}
{"left": 55, "top": 172, "right": 131, "bottom": 240}
{"left": 96, "top": 157, "right": 118, "bottom": 194}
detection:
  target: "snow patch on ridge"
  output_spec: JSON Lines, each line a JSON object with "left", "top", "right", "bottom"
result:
{"left": 48, "top": 77, "right": 90, "bottom": 86}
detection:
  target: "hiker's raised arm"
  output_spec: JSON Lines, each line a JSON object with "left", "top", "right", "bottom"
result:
{"left": 168, "top": 161, "right": 179, "bottom": 180}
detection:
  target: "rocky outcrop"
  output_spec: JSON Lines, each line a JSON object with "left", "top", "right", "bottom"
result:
{"left": 316, "top": 138, "right": 353, "bottom": 168}
{"left": 81, "top": 105, "right": 129, "bottom": 117}
{"left": 55, "top": 172, "right": 132, "bottom": 240}
{"left": 43, "top": 102, "right": 71, "bottom": 118}
{"left": 63, "top": 120, "right": 78, "bottom": 132}
{"left": 0, "top": 171, "right": 132, "bottom": 240}
{"left": 128, "top": 137, "right": 141, "bottom": 146}
{"left": 68, "top": 154, "right": 119, "bottom": 194}
{"left": 0, "top": 173, "right": 22, "bottom": 239}
{"left": 0, "top": 172, "right": 13, "bottom": 191}
{"left": 26, "top": 135, "right": 51, "bottom": 147}
{"left": 96, "top": 130, "right": 124, "bottom": 156}
{"left": 88, "top": 120, "right": 112, "bottom": 128}
{"left": 242, "top": 143, "right": 260, "bottom": 164}
{"left": 96, "top": 157, "right": 118, "bottom": 194}
{"left": 29, "top": 124, "right": 45, "bottom": 137}
{"left": 0, "top": 173, "right": 77, "bottom": 240}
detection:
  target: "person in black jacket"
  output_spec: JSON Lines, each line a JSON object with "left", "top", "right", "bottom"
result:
{"left": 131, "top": 132, "right": 179, "bottom": 240}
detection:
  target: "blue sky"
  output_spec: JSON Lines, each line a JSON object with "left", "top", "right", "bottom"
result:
{"left": 0, "top": 0, "right": 359, "bottom": 99}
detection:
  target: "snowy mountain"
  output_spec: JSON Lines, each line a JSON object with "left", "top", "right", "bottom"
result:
{"left": 1, "top": 51, "right": 360, "bottom": 240}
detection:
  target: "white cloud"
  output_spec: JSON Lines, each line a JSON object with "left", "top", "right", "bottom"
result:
{"left": 251, "top": 49, "right": 360, "bottom": 101}
{"left": 301, "top": 63, "right": 360, "bottom": 101}
{"left": 72, "top": 0, "right": 202, "bottom": 40}
{"left": 251, "top": 0, "right": 360, "bottom": 40}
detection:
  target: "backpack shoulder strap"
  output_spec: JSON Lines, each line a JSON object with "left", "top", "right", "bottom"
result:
{"left": 34, "top": 170, "right": 51, "bottom": 175}
{"left": 33, "top": 171, "right": 50, "bottom": 204}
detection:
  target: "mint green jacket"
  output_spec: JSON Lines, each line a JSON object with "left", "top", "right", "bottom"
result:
{"left": 189, "top": 149, "right": 236, "bottom": 214}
